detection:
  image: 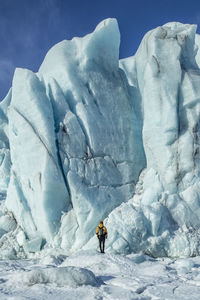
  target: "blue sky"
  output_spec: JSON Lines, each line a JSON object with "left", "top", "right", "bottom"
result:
{"left": 0, "top": 0, "right": 200, "bottom": 100}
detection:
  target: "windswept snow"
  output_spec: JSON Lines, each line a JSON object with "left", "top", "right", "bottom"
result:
{"left": 0, "top": 252, "right": 199, "bottom": 299}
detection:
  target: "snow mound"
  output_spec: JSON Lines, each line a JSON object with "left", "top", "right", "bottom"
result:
{"left": 22, "top": 266, "right": 101, "bottom": 288}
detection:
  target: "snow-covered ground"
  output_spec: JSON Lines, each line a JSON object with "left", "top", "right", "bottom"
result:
{"left": 0, "top": 251, "right": 200, "bottom": 299}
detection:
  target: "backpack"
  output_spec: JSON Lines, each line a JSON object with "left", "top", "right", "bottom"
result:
{"left": 98, "top": 226, "right": 104, "bottom": 237}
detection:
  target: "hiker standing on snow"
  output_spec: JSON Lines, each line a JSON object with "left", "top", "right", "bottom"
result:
{"left": 96, "top": 221, "right": 108, "bottom": 253}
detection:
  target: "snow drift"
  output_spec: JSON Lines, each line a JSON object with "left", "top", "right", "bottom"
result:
{"left": 22, "top": 266, "right": 100, "bottom": 288}
{"left": 0, "top": 18, "right": 200, "bottom": 257}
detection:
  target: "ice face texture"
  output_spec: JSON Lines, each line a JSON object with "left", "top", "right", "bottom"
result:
{"left": 104, "top": 22, "right": 200, "bottom": 256}
{"left": 5, "top": 69, "right": 71, "bottom": 242}
{"left": 1, "top": 19, "right": 200, "bottom": 257}
{"left": 0, "top": 89, "right": 11, "bottom": 196}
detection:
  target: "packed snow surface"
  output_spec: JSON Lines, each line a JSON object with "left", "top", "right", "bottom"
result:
{"left": 0, "top": 252, "right": 200, "bottom": 299}
{"left": 1, "top": 18, "right": 200, "bottom": 258}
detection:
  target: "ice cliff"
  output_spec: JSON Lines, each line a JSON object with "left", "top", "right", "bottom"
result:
{"left": 0, "top": 18, "right": 200, "bottom": 257}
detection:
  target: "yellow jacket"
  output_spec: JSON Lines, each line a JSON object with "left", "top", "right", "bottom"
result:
{"left": 96, "top": 223, "right": 108, "bottom": 238}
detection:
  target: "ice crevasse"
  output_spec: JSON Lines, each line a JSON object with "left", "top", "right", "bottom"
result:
{"left": 0, "top": 18, "right": 200, "bottom": 257}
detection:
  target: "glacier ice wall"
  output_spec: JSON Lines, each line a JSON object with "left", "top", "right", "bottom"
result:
{"left": 103, "top": 22, "right": 200, "bottom": 256}
{"left": 38, "top": 18, "right": 145, "bottom": 250}
{"left": 1, "top": 18, "right": 200, "bottom": 257}
{"left": 0, "top": 89, "right": 11, "bottom": 195}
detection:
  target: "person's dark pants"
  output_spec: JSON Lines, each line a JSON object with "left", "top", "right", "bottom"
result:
{"left": 99, "top": 236, "right": 105, "bottom": 253}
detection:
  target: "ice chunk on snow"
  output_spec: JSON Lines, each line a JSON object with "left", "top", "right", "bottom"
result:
{"left": 0, "top": 215, "right": 16, "bottom": 232}
{"left": 23, "top": 236, "right": 43, "bottom": 253}
{"left": 16, "top": 230, "right": 26, "bottom": 246}
{"left": 22, "top": 266, "right": 100, "bottom": 287}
